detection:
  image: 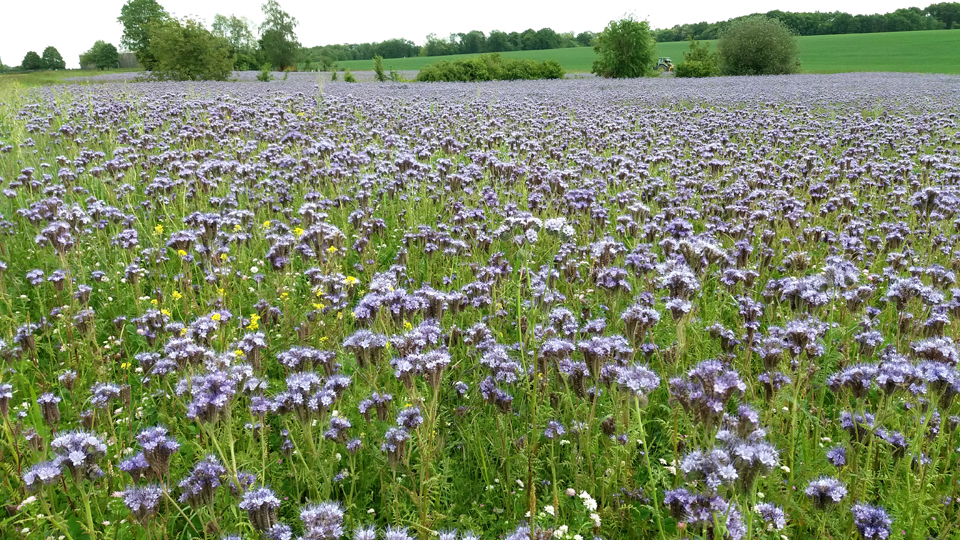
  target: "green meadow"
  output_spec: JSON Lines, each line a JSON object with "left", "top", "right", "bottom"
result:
{"left": 336, "top": 29, "right": 960, "bottom": 74}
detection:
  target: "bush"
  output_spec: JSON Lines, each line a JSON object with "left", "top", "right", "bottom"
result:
{"left": 415, "top": 53, "right": 564, "bottom": 82}
{"left": 21, "top": 51, "right": 43, "bottom": 71}
{"left": 373, "top": 55, "right": 387, "bottom": 82}
{"left": 330, "top": 69, "right": 338, "bottom": 81}
{"left": 591, "top": 16, "right": 656, "bottom": 78}
{"left": 257, "top": 64, "right": 274, "bottom": 81}
{"left": 674, "top": 39, "right": 720, "bottom": 78}
{"left": 146, "top": 17, "right": 235, "bottom": 81}
{"left": 719, "top": 16, "right": 800, "bottom": 76}
{"left": 343, "top": 69, "right": 357, "bottom": 82}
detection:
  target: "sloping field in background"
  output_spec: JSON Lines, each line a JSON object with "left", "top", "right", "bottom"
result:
{"left": 336, "top": 29, "right": 960, "bottom": 74}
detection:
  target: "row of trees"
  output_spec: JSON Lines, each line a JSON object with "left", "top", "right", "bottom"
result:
{"left": 299, "top": 29, "right": 594, "bottom": 68}
{"left": 114, "top": 0, "right": 301, "bottom": 78}
{"left": 299, "top": 2, "right": 958, "bottom": 65}
{"left": 654, "top": 3, "right": 960, "bottom": 42}
{"left": 302, "top": 29, "right": 596, "bottom": 66}
{"left": 18, "top": 47, "right": 66, "bottom": 70}
{"left": 592, "top": 15, "right": 800, "bottom": 78}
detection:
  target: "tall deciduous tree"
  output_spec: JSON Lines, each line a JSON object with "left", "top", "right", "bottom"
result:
{"left": 212, "top": 14, "right": 258, "bottom": 70}
{"left": 591, "top": 15, "right": 656, "bottom": 78}
{"left": 118, "top": 0, "right": 168, "bottom": 68}
{"left": 21, "top": 51, "right": 43, "bottom": 70}
{"left": 41, "top": 47, "right": 66, "bottom": 70}
{"left": 258, "top": 0, "right": 299, "bottom": 70}
{"left": 81, "top": 41, "right": 120, "bottom": 70}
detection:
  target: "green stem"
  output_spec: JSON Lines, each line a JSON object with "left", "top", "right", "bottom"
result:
{"left": 635, "top": 399, "right": 666, "bottom": 540}
{"left": 75, "top": 478, "right": 97, "bottom": 539}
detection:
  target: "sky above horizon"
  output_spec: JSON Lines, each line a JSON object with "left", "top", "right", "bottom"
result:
{"left": 1, "top": 0, "right": 932, "bottom": 69}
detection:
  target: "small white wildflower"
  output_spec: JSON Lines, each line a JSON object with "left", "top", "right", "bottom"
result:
{"left": 544, "top": 505, "right": 555, "bottom": 516}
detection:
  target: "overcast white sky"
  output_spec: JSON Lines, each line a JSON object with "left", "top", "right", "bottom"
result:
{"left": 1, "top": 0, "right": 930, "bottom": 69}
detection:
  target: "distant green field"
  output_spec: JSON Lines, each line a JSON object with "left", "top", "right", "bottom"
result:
{"left": 337, "top": 29, "right": 960, "bottom": 74}
{"left": 0, "top": 68, "right": 140, "bottom": 90}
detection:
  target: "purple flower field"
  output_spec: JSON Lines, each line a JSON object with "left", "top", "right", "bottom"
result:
{"left": 0, "top": 73, "right": 958, "bottom": 539}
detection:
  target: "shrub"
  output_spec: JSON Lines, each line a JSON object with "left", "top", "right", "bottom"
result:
{"left": 257, "top": 64, "right": 274, "bottom": 81}
{"left": 330, "top": 69, "right": 338, "bottom": 81}
{"left": 675, "top": 39, "right": 720, "bottom": 78}
{"left": 415, "top": 53, "right": 564, "bottom": 82}
{"left": 719, "top": 16, "right": 800, "bottom": 76}
{"left": 343, "top": 69, "right": 357, "bottom": 83}
{"left": 389, "top": 69, "right": 404, "bottom": 82}
{"left": 591, "top": 15, "right": 656, "bottom": 78}
{"left": 146, "top": 17, "right": 235, "bottom": 81}
{"left": 373, "top": 55, "right": 387, "bottom": 82}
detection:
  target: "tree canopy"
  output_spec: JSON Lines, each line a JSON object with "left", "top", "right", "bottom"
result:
{"left": 591, "top": 15, "right": 656, "bottom": 78}
{"left": 21, "top": 51, "right": 43, "bottom": 71}
{"left": 81, "top": 41, "right": 120, "bottom": 70}
{"left": 258, "top": 0, "right": 299, "bottom": 69}
{"left": 146, "top": 17, "right": 234, "bottom": 80}
{"left": 118, "top": 0, "right": 168, "bottom": 67}
{"left": 719, "top": 16, "right": 800, "bottom": 76}
{"left": 212, "top": 14, "right": 258, "bottom": 70}
{"left": 41, "top": 47, "right": 66, "bottom": 70}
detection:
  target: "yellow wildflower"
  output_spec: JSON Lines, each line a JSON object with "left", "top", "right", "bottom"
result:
{"left": 177, "top": 249, "right": 187, "bottom": 258}
{"left": 160, "top": 309, "right": 172, "bottom": 317}
{"left": 294, "top": 227, "right": 304, "bottom": 237}
{"left": 150, "top": 298, "right": 159, "bottom": 305}
{"left": 171, "top": 291, "right": 183, "bottom": 301}
{"left": 217, "top": 288, "right": 225, "bottom": 296}
{"left": 233, "top": 224, "right": 242, "bottom": 232}
{"left": 403, "top": 320, "right": 413, "bottom": 331}
{"left": 344, "top": 276, "right": 359, "bottom": 286}
{"left": 327, "top": 245, "right": 338, "bottom": 254}
{"left": 234, "top": 349, "right": 244, "bottom": 357}
{"left": 154, "top": 224, "right": 164, "bottom": 235}
{"left": 262, "top": 220, "right": 271, "bottom": 228}
{"left": 220, "top": 253, "right": 228, "bottom": 261}
{"left": 211, "top": 313, "right": 221, "bottom": 322}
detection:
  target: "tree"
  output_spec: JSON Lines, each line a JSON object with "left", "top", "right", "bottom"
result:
{"left": 118, "top": 0, "right": 168, "bottom": 68}
{"left": 718, "top": 16, "right": 800, "bottom": 75}
{"left": 21, "top": 51, "right": 43, "bottom": 70}
{"left": 575, "top": 31, "right": 596, "bottom": 46}
{"left": 212, "top": 14, "right": 258, "bottom": 69}
{"left": 674, "top": 39, "right": 720, "bottom": 78}
{"left": 146, "top": 17, "right": 234, "bottom": 80}
{"left": 591, "top": 15, "right": 656, "bottom": 78}
{"left": 926, "top": 3, "right": 960, "bottom": 29}
{"left": 460, "top": 30, "right": 486, "bottom": 54}
{"left": 485, "top": 30, "right": 513, "bottom": 52}
{"left": 81, "top": 41, "right": 120, "bottom": 70}
{"left": 259, "top": 0, "right": 300, "bottom": 69}
{"left": 41, "top": 47, "right": 66, "bottom": 70}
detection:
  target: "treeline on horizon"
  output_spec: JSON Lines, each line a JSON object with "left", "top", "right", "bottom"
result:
{"left": 302, "top": 2, "right": 959, "bottom": 65}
